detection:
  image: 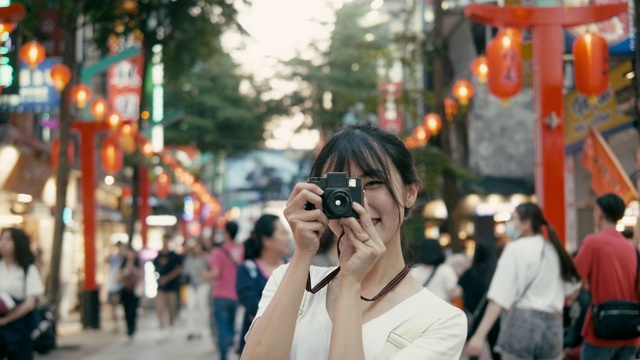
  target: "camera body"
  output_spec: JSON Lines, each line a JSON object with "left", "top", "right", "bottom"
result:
{"left": 307, "top": 172, "right": 363, "bottom": 219}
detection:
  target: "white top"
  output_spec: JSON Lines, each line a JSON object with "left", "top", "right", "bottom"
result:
{"left": 409, "top": 263, "right": 459, "bottom": 302}
{"left": 106, "top": 254, "right": 124, "bottom": 292}
{"left": 487, "top": 235, "right": 580, "bottom": 313}
{"left": 253, "top": 264, "right": 467, "bottom": 359}
{"left": 0, "top": 260, "right": 44, "bottom": 300}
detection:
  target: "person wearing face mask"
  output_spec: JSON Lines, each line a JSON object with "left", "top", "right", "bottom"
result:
{"left": 240, "top": 124, "right": 467, "bottom": 360}
{"left": 573, "top": 194, "right": 640, "bottom": 360}
{"left": 467, "top": 203, "right": 581, "bottom": 360}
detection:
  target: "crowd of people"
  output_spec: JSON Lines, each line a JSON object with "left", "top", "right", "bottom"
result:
{"left": 0, "top": 124, "right": 639, "bottom": 360}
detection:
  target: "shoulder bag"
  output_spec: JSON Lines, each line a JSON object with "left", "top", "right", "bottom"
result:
{"left": 591, "top": 247, "right": 640, "bottom": 340}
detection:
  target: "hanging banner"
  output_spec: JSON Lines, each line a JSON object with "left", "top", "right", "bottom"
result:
{"left": 581, "top": 126, "right": 638, "bottom": 205}
{"left": 377, "top": 82, "right": 403, "bottom": 135}
{"left": 107, "top": 36, "right": 144, "bottom": 121}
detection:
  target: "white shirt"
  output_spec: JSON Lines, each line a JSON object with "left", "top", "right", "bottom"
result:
{"left": 0, "top": 260, "right": 44, "bottom": 300}
{"left": 410, "top": 263, "right": 459, "bottom": 302}
{"left": 253, "top": 264, "right": 467, "bottom": 359}
{"left": 487, "top": 235, "right": 580, "bottom": 313}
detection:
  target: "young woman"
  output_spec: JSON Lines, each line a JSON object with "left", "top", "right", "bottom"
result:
{"left": 467, "top": 202, "right": 581, "bottom": 360}
{"left": 236, "top": 214, "right": 290, "bottom": 354}
{"left": 241, "top": 124, "right": 467, "bottom": 359}
{"left": 409, "top": 238, "right": 462, "bottom": 303}
{"left": 119, "top": 247, "right": 142, "bottom": 340}
{"left": 0, "top": 228, "right": 44, "bottom": 360}
{"left": 182, "top": 241, "right": 210, "bottom": 341}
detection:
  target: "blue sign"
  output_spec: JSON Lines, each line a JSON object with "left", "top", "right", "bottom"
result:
{"left": 3, "top": 58, "right": 62, "bottom": 112}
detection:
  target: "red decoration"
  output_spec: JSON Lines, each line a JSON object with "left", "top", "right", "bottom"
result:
{"left": 89, "top": 98, "right": 108, "bottom": 121}
{"left": 51, "top": 138, "right": 74, "bottom": 169}
{"left": 444, "top": 98, "right": 458, "bottom": 121}
{"left": 404, "top": 136, "right": 419, "bottom": 149}
{"left": 70, "top": 84, "right": 92, "bottom": 109}
{"left": 19, "top": 41, "right": 45, "bottom": 69}
{"left": 423, "top": 113, "right": 443, "bottom": 135}
{"left": 155, "top": 172, "right": 172, "bottom": 198}
{"left": 470, "top": 55, "right": 489, "bottom": 83}
{"left": 50, "top": 64, "right": 71, "bottom": 91}
{"left": 101, "top": 134, "right": 123, "bottom": 174}
{"left": 573, "top": 32, "right": 609, "bottom": 103}
{"left": 452, "top": 79, "right": 475, "bottom": 106}
{"left": 105, "top": 112, "right": 121, "bottom": 129}
{"left": 487, "top": 28, "right": 522, "bottom": 105}
{"left": 412, "top": 125, "right": 430, "bottom": 146}
{"left": 119, "top": 124, "right": 136, "bottom": 154}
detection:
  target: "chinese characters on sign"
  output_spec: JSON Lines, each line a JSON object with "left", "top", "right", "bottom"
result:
{"left": 107, "top": 37, "right": 144, "bottom": 121}
{"left": 377, "top": 82, "right": 403, "bottom": 135}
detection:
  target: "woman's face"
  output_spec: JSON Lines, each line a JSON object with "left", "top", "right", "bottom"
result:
{"left": 0, "top": 231, "right": 14, "bottom": 258}
{"left": 511, "top": 211, "right": 530, "bottom": 237}
{"left": 327, "top": 160, "right": 417, "bottom": 245}
{"left": 265, "top": 220, "right": 290, "bottom": 256}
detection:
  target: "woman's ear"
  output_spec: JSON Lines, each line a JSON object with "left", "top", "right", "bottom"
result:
{"left": 404, "top": 183, "right": 419, "bottom": 208}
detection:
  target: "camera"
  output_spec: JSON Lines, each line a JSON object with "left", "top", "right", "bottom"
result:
{"left": 306, "top": 172, "right": 363, "bottom": 219}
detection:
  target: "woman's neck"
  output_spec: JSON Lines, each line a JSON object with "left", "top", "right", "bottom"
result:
{"left": 259, "top": 249, "right": 284, "bottom": 266}
{"left": 2, "top": 255, "right": 16, "bottom": 265}
{"left": 360, "top": 240, "right": 406, "bottom": 295}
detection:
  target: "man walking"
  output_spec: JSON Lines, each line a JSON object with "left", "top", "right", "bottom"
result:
{"left": 153, "top": 233, "right": 183, "bottom": 341}
{"left": 574, "top": 193, "right": 640, "bottom": 359}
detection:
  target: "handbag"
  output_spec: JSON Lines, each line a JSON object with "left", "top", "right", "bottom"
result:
{"left": 591, "top": 247, "right": 640, "bottom": 340}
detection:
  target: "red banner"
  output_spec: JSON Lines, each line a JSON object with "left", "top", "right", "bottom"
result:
{"left": 377, "top": 82, "right": 403, "bottom": 135}
{"left": 581, "top": 126, "right": 638, "bottom": 205}
{"left": 107, "top": 38, "right": 144, "bottom": 122}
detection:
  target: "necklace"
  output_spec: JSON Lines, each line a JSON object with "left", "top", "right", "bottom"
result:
{"left": 305, "top": 265, "right": 410, "bottom": 302}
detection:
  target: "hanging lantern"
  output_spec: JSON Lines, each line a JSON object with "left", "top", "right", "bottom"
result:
{"left": 573, "top": 32, "right": 609, "bottom": 104}
{"left": 89, "top": 98, "right": 109, "bottom": 121}
{"left": 70, "top": 84, "right": 92, "bottom": 109}
{"left": 101, "top": 134, "right": 124, "bottom": 174}
{"left": 404, "top": 136, "right": 419, "bottom": 149}
{"left": 444, "top": 98, "right": 458, "bottom": 121}
{"left": 155, "top": 172, "right": 172, "bottom": 198}
{"left": 0, "top": 23, "right": 15, "bottom": 36}
{"left": 412, "top": 125, "right": 430, "bottom": 146}
{"left": 452, "top": 79, "right": 475, "bottom": 106}
{"left": 51, "top": 138, "right": 74, "bottom": 170}
{"left": 119, "top": 124, "right": 136, "bottom": 154}
{"left": 487, "top": 28, "right": 522, "bottom": 106}
{"left": 105, "top": 112, "right": 121, "bottom": 129}
{"left": 49, "top": 64, "right": 71, "bottom": 91}
{"left": 19, "top": 41, "right": 46, "bottom": 69}
{"left": 142, "top": 140, "right": 153, "bottom": 157}
{"left": 423, "top": 113, "right": 442, "bottom": 136}
{"left": 470, "top": 55, "right": 489, "bottom": 84}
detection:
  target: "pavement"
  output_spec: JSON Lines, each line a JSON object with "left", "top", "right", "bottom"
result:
{"left": 37, "top": 303, "right": 240, "bottom": 360}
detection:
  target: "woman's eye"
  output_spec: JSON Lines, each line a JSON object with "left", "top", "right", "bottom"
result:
{"left": 364, "top": 180, "right": 384, "bottom": 189}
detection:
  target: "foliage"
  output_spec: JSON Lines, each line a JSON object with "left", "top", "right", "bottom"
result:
{"left": 411, "top": 145, "right": 476, "bottom": 196}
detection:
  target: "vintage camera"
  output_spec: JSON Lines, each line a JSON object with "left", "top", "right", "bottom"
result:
{"left": 306, "top": 172, "right": 363, "bottom": 219}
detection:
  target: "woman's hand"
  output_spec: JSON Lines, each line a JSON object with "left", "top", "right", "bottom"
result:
{"left": 0, "top": 316, "right": 7, "bottom": 326}
{"left": 336, "top": 199, "right": 385, "bottom": 283}
{"left": 465, "top": 335, "right": 484, "bottom": 357}
{"left": 284, "top": 183, "right": 328, "bottom": 256}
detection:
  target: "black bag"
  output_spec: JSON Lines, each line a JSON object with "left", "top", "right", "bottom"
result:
{"left": 591, "top": 247, "right": 640, "bottom": 340}
{"left": 31, "top": 303, "right": 56, "bottom": 354}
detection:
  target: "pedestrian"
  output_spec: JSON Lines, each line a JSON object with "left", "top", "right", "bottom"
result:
{"left": 573, "top": 193, "right": 640, "bottom": 359}
{"left": 105, "top": 241, "right": 127, "bottom": 333}
{"left": 467, "top": 202, "right": 582, "bottom": 360}
{"left": 236, "top": 214, "right": 290, "bottom": 355}
{"left": 153, "top": 233, "right": 183, "bottom": 341}
{"left": 409, "top": 238, "right": 462, "bottom": 303}
{"left": 182, "top": 240, "right": 210, "bottom": 341}
{"left": 0, "top": 228, "right": 45, "bottom": 360}
{"left": 241, "top": 124, "right": 467, "bottom": 359}
{"left": 119, "top": 246, "right": 142, "bottom": 340}
{"left": 206, "top": 221, "right": 244, "bottom": 360}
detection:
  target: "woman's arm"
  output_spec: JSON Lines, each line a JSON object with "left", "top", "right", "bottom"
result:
{"left": 328, "top": 276, "right": 365, "bottom": 360}
{"left": 0, "top": 295, "right": 37, "bottom": 326}
{"left": 466, "top": 300, "right": 503, "bottom": 356}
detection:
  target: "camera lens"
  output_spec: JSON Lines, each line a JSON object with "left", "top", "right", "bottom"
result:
{"left": 326, "top": 190, "right": 352, "bottom": 217}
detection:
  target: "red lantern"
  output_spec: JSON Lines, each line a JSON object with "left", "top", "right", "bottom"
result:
{"left": 89, "top": 98, "right": 108, "bottom": 121}
{"left": 452, "top": 79, "right": 475, "bottom": 106}
{"left": 142, "top": 140, "right": 153, "bottom": 157}
{"left": 487, "top": 29, "right": 522, "bottom": 106}
{"left": 0, "top": 23, "right": 15, "bottom": 36}
{"left": 470, "top": 55, "right": 489, "bottom": 83}
{"left": 155, "top": 172, "right": 172, "bottom": 198}
{"left": 444, "top": 98, "right": 458, "bottom": 121}
{"left": 101, "top": 134, "right": 123, "bottom": 174}
{"left": 119, "top": 124, "right": 136, "bottom": 154}
{"left": 412, "top": 125, "right": 430, "bottom": 146}
{"left": 105, "top": 112, "right": 121, "bottom": 129}
{"left": 573, "top": 32, "right": 609, "bottom": 103}
{"left": 70, "top": 84, "right": 92, "bottom": 109}
{"left": 404, "top": 136, "right": 419, "bottom": 149}
{"left": 50, "top": 64, "right": 71, "bottom": 91}
{"left": 51, "top": 138, "right": 74, "bottom": 169}
{"left": 423, "top": 113, "right": 442, "bottom": 135}
{"left": 19, "top": 41, "right": 45, "bottom": 69}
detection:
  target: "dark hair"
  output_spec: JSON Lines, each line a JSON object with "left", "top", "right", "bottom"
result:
{"left": 596, "top": 193, "right": 626, "bottom": 223}
{"left": 225, "top": 221, "right": 239, "bottom": 240}
{"left": 310, "top": 124, "right": 421, "bottom": 222}
{"left": 515, "top": 203, "right": 580, "bottom": 282}
{"left": 244, "top": 215, "right": 280, "bottom": 260}
{"left": 0, "top": 228, "right": 35, "bottom": 269}
{"left": 120, "top": 247, "right": 140, "bottom": 268}
{"left": 414, "top": 239, "right": 446, "bottom": 266}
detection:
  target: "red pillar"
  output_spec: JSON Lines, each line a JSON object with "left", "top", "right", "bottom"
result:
{"left": 79, "top": 126, "right": 97, "bottom": 291}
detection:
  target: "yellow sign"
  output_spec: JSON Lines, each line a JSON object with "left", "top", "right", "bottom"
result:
{"left": 565, "top": 60, "right": 633, "bottom": 149}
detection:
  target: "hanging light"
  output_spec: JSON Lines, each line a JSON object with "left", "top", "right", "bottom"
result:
{"left": 101, "top": 134, "right": 124, "bottom": 175}
{"left": 470, "top": 55, "right": 489, "bottom": 84}
{"left": 89, "top": 98, "right": 109, "bottom": 121}
{"left": 573, "top": 32, "right": 609, "bottom": 104}
{"left": 0, "top": 23, "right": 15, "bottom": 36}
{"left": 155, "top": 172, "right": 172, "bottom": 199}
{"left": 404, "top": 136, "right": 419, "bottom": 149}
{"left": 49, "top": 64, "right": 71, "bottom": 91}
{"left": 412, "top": 125, "right": 430, "bottom": 146}
{"left": 487, "top": 28, "right": 523, "bottom": 106}
{"left": 444, "top": 98, "right": 458, "bottom": 121}
{"left": 141, "top": 140, "right": 154, "bottom": 157}
{"left": 423, "top": 113, "right": 443, "bottom": 136}
{"left": 19, "top": 41, "right": 46, "bottom": 69}
{"left": 452, "top": 79, "right": 475, "bottom": 106}
{"left": 119, "top": 124, "right": 136, "bottom": 154}
{"left": 70, "top": 84, "right": 92, "bottom": 109}
{"left": 105, "top": 112, "right": 121, "bottom": 129}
